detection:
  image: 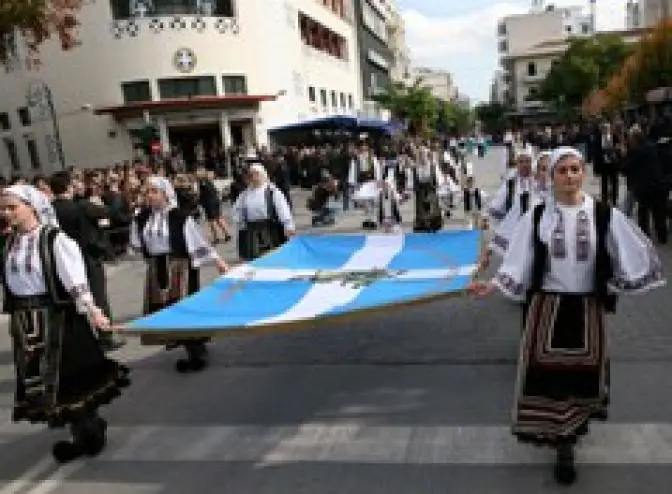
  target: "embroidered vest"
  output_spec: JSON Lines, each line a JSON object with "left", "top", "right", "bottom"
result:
{"left": 1, "top": 226, "right": 71, "bottom": 312}
{"left": 463, "top": 188, "right": 482, "bottom": 212}
{"left": 413, "top": 165, "right": 437, "bottom": 188}
{"left": 504, "top": 178, "right": 515, "bottom": 212}
{"left": 531, "top": 201, "right": 617, "bottom": 312}
{"left": 378, "top": 192, "right": 402, "bottom": 225}
{"left": 136, "top": 207, "right": 189, "bottom": 259}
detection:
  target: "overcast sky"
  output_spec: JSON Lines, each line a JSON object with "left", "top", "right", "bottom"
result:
{"left": 396, "top": 0, "right": 628, "bottom": 102}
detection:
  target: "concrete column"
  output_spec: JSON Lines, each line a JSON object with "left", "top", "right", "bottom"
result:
{"left": 220, "top": 111, "right": 232, "bottom": 177}
{"left": 157, "top": 116, "right": 170, "bottom": 154}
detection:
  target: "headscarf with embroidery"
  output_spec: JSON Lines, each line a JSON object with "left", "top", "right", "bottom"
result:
{"left": 248, "top": 163, "right": 269, "bottom": 187}
{"left": 147, "top": 176, "right": 178, "bottom": 209}
{"left": 538, "top": 146, "right": 587, "bottom": 244}
{"left": 3, "top": 184, "right": 59, "bottom": 227}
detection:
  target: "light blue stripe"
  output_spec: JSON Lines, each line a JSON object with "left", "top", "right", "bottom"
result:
{"left": 252, "top": 234, "right": 366, "bottom": 269}
{"left": 326, "top": 276, "right": 472, "bottom": 315}
{"left": 386, "top": 230, "right": 481, "bottom": 270}
{"left": 128, "top": 279, "right": 314, "bottom": 331}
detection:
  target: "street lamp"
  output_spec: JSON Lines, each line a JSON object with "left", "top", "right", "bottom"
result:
{"left": 44, "top": 85, "right": 66, "bottom": 170}
{"left": 26, "top": 82, "right": 92, "bottom": 171}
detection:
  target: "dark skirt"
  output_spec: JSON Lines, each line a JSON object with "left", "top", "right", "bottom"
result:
{"left": 513, "top": 293, "right": 609, "bottom": 446}
{"left": 10, "top": 295, "right": 130, "bottom": 427}
{"left": 141, "top": 255, "right": 206, "bottom": 346}
{"left": 358, "top": 171, "right": 374, "bottom": 183}
{"left": 413, "top": 182, "right": 442, "bottom": 232}
{"left": 238, "top": 220, "right": 285, "bottom": 261}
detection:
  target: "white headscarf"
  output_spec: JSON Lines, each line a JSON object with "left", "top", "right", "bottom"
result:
{"left": 548, "top": 146, "right": 584, "bottom": 178}
{"left": 538, "top": 146, "right": 587, "bottom": 244}
{"left": 3, "top": 184, "right": 59, "bottom": 227}
{"left": 534, "top": 150, "right": 552, "bottom": 177}
{"left": 248, "top": 163, "right": 269, "bottom": 185}
{"left": 515, "top": 147, "right": 534, "bottom": 160}
{"left": 147, "top": 176, "right": 178, "bottom": 209}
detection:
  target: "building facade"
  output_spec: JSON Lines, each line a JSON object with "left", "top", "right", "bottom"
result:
{"left": 503, "top": 29, "right": 645, "bottom": 119}
{"left": 496, "top": 2, "right": 594, "bottom": 118}
{"left": 626, "top": 0, "right": 644, "bottom": 28}
{"left": 641, "top": 0, "right": 672, "bottom": 26}
{"left": 0, "top": 0, "right": 362, "bottom": 175}
{"left": 413, "top": 68, "right": 457, "bottom": 102}
{"left": 387, "top": 7, "right": 411, "bottom": 84}
{"left": 352, "top": 0, "right": 394, "bottom": 118}
{"left": 490, "top": 70, "right": 507, "bottom": 105}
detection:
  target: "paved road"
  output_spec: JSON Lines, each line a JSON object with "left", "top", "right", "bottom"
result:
{"left": 1, "top": 148, "right": 672, "bottom": 493}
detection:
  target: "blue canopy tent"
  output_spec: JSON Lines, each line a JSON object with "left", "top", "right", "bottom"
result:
{"left": 268, "top": 115, "right": 401, "bottom": 146}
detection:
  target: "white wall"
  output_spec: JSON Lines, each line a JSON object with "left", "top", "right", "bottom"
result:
{"left": 513, "top": 56, "right": 556, "bottom": 110}
{"left": 0, "top": 0, "right": 362, "bottom": 174}
{"left": 501, "top": 11, "right": 565, "bottom": 56}
{"left": 293, "top": 0, "right": 362, "bottom": 121}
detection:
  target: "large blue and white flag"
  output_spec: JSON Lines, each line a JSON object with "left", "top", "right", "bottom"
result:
{"left": 127, "top": 230, "right": 482, "bottom": 338}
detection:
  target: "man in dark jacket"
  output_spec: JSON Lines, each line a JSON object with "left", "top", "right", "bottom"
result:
{"left": 50, "top": 172, "right": 125, "bottom": 351}
{"left": 626, "top": 125, "right": 668, "bottom": 244}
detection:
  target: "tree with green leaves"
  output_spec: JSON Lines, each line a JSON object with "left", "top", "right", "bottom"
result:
{"left": 624, "top": 19, "right": 672, "bottom": 102}
{"left": 474, "top": 102, "right": 509, "bottom": 136}
{"left": 538, "top": 34, "right": 631, "bottom": 118}
{"left": 373, "top": 78, "right": 439, "bottom": 137}
{"left": 0, "top": 0, "right": 82, "bottom": 64}
{"left": 437, "top": 99, "right": 474, "bottom": 135}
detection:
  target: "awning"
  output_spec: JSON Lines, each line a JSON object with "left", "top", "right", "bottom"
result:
{"left": 94, "top": 95, "right": 277, "bottom": 119}
{"left": 268, "top": 115, "right": 397, "bottom": 134}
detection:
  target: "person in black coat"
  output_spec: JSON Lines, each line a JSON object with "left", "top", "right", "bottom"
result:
{"left": 195, "top": 167, "right": 232, "bottom": 244}
{"left": 625, "top": 125, "right": 668, "bottom": 244}
{"left": 266, "top": 153, "right": 293, "bottom": 210}
{"left": 50, "top": 172, "right": 124, "bottom": 352}
{"left": 590, "top": 122, "right": 622, "bottom": 205}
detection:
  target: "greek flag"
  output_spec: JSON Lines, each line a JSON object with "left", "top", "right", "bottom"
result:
{"left": 128, "top": 230, "right": 482, "bottom": 338}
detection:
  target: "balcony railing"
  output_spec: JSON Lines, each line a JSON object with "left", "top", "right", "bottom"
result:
{"left": 301, "top": 44, "right": 349, "bottom": 67}
{"left": 522, "top": 72, "right": 545, "bottom": 83}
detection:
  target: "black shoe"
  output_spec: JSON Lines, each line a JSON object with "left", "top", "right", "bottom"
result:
{"left": 73, "top": 416, "right": 107, "bottom": 457}
{"left": 554, "top": 443, "right": 577, "bottom": 485}
{"left": 175, "top": 359, "right": 191, "bottom": 373}
{"left": 52, "top": 440, "right": 83, "bottom": 463}
{"left": 175, "top": 357, "right": 208, "bottom": 373}
{"left": 190, "top": 358, "right": 208, "bottom": 372}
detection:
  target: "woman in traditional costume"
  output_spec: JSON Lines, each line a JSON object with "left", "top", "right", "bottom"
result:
{"left": 411, "top": 146, "right": 443, "bottom": 233}
{"left": 348, "top": 144, "right": 382, "bottom": 229}
{"left": 232, "top": 163, "right": 295, "bottom": 260}
{"left": 131, "top": 176, "right": 228, "bottom": 373}
{"left": 469, "top": 147, "right": 665, "bottom": 485}
{"left": 533, "top": 151, "right": 552, "bottom": 200}
{"left": 377, "top": 180, "right": 403, "bottom": 234}
{"left": 488, "top": 149, "right": 539, "bottom": 257}
{"left": 437, "top": 151, "right": 460, "bottom": 218}
{"left": 460, "top": 174, "right": 487, "bottom": 230}
{"left": 0, "top": 185, "right": 130, "bottom": 463}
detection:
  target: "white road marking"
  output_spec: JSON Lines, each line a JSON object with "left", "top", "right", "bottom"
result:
{"left": 24, "top": 462, "right": 84, "bottom": 494}
{"left": 0, "top": 456, "right": 55, "bottom": 494}
{"left": 2, "top": 422, "right": 670, "bottom": 469}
